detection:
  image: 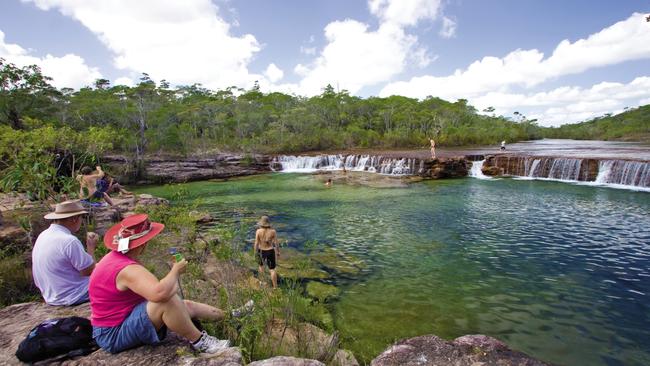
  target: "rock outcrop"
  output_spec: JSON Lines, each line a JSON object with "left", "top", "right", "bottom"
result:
{"left": 0, "top": 302, "right": 244, "bottom": 366}
{"left": 103, "top": 154, "right": 272, "bottom": 185}
{"left": 248, "top": 356, "right": 324, "bottom": 366}
{"left": 370, "top": 334, "right": 551, "bottom": 366}
{"left": 420, "top": 158, "right": 470, "bottom": 179}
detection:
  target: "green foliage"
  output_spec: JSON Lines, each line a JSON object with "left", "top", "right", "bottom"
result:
{"left": 0, "top": 59, "right": 551, "bottom": 170}
{"left": 542, "top": 105, "right": 650, "bottom": 142}
{"left": 0, "top": 249, "right": 39, "bottom": 307}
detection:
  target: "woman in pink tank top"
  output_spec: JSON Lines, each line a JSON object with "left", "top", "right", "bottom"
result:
{"left": 89, "top": 214, "right": 231, "bottom": 354}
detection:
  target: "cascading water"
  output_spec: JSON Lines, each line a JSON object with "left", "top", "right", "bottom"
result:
{"left": 595, "top": 160, "right": 650, "bottom": 188}
{"left": 273, "top": 154, "right": 420, "bottom": 175}
{"left": 483, "top": 156, "right": 650, "bottom": 190}
{"left": 469, "top": 160, "right": 491, "bottom": 179}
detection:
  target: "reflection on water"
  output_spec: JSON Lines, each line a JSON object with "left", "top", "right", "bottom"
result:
{"left": 139, "top": 173, "right": 650, "bottom": 366}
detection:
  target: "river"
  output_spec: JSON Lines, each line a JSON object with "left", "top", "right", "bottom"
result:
{"left": 138, "top": 139, "right": 650, "bottom": 365}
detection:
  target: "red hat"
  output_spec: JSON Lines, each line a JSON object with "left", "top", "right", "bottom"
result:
{"left": 103, "top": 214, "right": 164, "bottom": 252}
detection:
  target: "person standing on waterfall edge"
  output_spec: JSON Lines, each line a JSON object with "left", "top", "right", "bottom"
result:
{"left": 254, "top": 216, "right": 280, "bottom": 289}
{"left": 430, "top": 138, "right": 436, "bottom": 159}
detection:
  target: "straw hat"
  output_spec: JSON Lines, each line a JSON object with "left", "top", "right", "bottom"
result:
{"left": 103, "top": 214, "right": 165, "bottom": 252}
{"left": 44, "top": 200, "right": 88, "bottom": 220}
{"left": 257, "top": 215, "right": 272, "bottom": 228}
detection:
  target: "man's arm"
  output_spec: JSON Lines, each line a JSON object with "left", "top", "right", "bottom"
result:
{"left": 273, "top": 231, "right": 280, "bottom": 257}
{"left": 116, "top": 260, "right": 186, "bottom": 303}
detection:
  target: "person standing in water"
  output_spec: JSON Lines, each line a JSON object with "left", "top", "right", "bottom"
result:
{"left": 430, "top": 139, "right": 436, "bottom": 159}
{"left": 501, "top": 140, "right": 506, "bottom": 151}
{"left": 254, "top": 216, "right": 280, "bottom": 289}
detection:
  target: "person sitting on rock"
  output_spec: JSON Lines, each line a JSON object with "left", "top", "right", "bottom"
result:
{"left": 254, "top": 215, "right": 280, "bottom": 289}
{"left": 89, "top": 214, "right": 231, "bottom": 354}
{"left": 32, "top": 200, "right": 98, "bottom": 305}
{"left": 103, "top": 172, "right": 133, "bottom": 196}
{"left": 77, "top": 166, "right": 114, "bottom": 206}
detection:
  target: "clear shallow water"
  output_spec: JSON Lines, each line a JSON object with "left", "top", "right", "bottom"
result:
{"left": 139, "top": 174, "right": 650, "bottom": 365}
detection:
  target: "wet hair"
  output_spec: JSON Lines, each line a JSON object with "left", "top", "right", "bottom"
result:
{"left": 80, "top": 166, "right": 93, "bottom": 175}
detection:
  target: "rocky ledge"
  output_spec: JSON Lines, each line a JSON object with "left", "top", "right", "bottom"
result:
{"left": 0, "top": 301, "right": 551, "bottom": 366}
{"left": 103, "top": 154, "right": 272, "bottom": 185}
{"left": 372, "top": 334, "right": 551, "bottom": 366}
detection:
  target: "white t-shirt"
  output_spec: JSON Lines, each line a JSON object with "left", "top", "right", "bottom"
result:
{"left": 32, "top": 224, "right": 94, "bottom": 305}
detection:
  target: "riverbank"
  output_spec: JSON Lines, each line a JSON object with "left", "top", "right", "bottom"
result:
{"left": 0, "top": 186, "right": 554, "bottom": 365}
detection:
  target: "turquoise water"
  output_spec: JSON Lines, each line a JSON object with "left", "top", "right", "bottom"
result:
{"left": 139, "top": 173, "right": 650, "bottom": 365}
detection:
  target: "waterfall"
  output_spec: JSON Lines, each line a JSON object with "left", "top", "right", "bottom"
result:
{"left": 488, "top": 156, "right": 650, "bottom": 190}
{"left": 527, "top": 159, "right": 541, "bottom": 177}
{"left": 469, "top": 160, "right": 491, "bottom": 179}
{"left": 547, "top": 158, "right": 582, "bottom": 180}
{"left": 272, "top": 154, "right": 419, "bottom": 175}
{"left": 595, "top": 160, "right": 650, "bottom": 187}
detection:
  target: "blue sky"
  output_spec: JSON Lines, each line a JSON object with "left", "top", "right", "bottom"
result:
{"left": 1, "top": 0, "right": 649, "bottom": 126}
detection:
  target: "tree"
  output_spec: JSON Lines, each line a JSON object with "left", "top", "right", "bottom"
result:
{"left": 0, "top": 58, "right": 60, "bottom": 129}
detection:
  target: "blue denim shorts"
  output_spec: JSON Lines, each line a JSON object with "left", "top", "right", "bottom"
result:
{"left": 92, "top": 301, "right": 167, "bottom": 353}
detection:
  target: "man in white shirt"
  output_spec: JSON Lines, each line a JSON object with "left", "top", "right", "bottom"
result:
{"left": 32, "top": 200, "right": 98, "bottom": 305}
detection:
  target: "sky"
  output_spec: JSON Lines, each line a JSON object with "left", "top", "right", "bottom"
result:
{"left": 1, "top": 0, "right": 650, "bottom": 127}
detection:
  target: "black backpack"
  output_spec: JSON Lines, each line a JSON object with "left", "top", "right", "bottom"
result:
{"left": 15, "top": 316, "right": 98, "bottom": 363}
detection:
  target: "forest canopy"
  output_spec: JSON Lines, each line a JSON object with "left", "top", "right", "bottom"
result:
{"left": 1, "top": 58, "right": 544, "bottom": 157}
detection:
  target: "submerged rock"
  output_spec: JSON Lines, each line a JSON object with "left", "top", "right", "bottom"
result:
{"left": 370, "top": 334, "right": 551, "bottom": 366}
{"left": 306, "top": 282, "right": 340, "bottom": 302}
{"left": 275, "top": 248, "right": 330, "bottom": 280}
{"left": 311, "top": 248, "right": 366, "bottom": 277}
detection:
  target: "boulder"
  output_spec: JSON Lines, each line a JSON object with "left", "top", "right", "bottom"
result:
{"left": 0, "top": 302, "right": 242, "bottom": 366}
{"left": 370, "top": 334, "right": 551, "bottom": 366}
{"left": 0, "top": 225, "right": 28, "bottom": 253}
{"left": 331, "top": 349, "right": 359, "bottom": 366}
{"left": 260, "top": 320, "right": 338, "bottom": 362}
{"left": 420, "top": 158, "right": 469, "bottom": 179}
{"left": 481, "top": 165, "right": 502, "bottom": 176}
{"left": 248, "top": 356, "right": 324, "bottom": 366}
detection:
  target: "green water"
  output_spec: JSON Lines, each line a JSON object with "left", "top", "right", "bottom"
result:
{"left": 137, "top": 173, "right": 650, "bottom": 365}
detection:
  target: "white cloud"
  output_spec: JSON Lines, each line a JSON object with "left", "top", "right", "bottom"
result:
{"left": 264, "top": 63, "right": 284, "bottom": 83}
{"left": 439, "top": 16, "right": 456, "bottom": 38}
{"left": 300, "top": 46, "right": 316, "bottom": 55}
{"left": 0, "top": 29, "right": 101, "bottom": 89}
{"left": 291, "top": 21, "right": 418, "bottom": 95}
{"left": 22, "top": 0, "right": 262, "bottom": 89}
{"left": 368, "top": 0, "right": 442, "bottom": 27}
{"left": 380, "top": 13, "right": 650, "bottom": 125}
{"left": 113, "top": 76, "right": 134, "bottom": 87}
{"left": 382, "top": 13, "right": 650, "bottom": 100}
{"left": 473, "top": 76, "right": 650, "bottom": 126}
{"left": 289, "top": 0, "right": 444, "bottom": 95}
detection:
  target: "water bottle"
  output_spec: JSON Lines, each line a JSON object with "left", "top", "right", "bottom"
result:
{"left": 169, "top": 247, "right": 183, "bottom": 262}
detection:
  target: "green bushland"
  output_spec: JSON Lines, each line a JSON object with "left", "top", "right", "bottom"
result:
{"left": 0, "top": 58, "right": 540, "bottom": 173}
{"left": 0, "top": 249, "right": 39, "bottom": 307}
{"left": 4, "top": 58, "right": 648, "bottom": 199}
{"left": 542, "top": 105, "right": 650, "bottom": 143}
